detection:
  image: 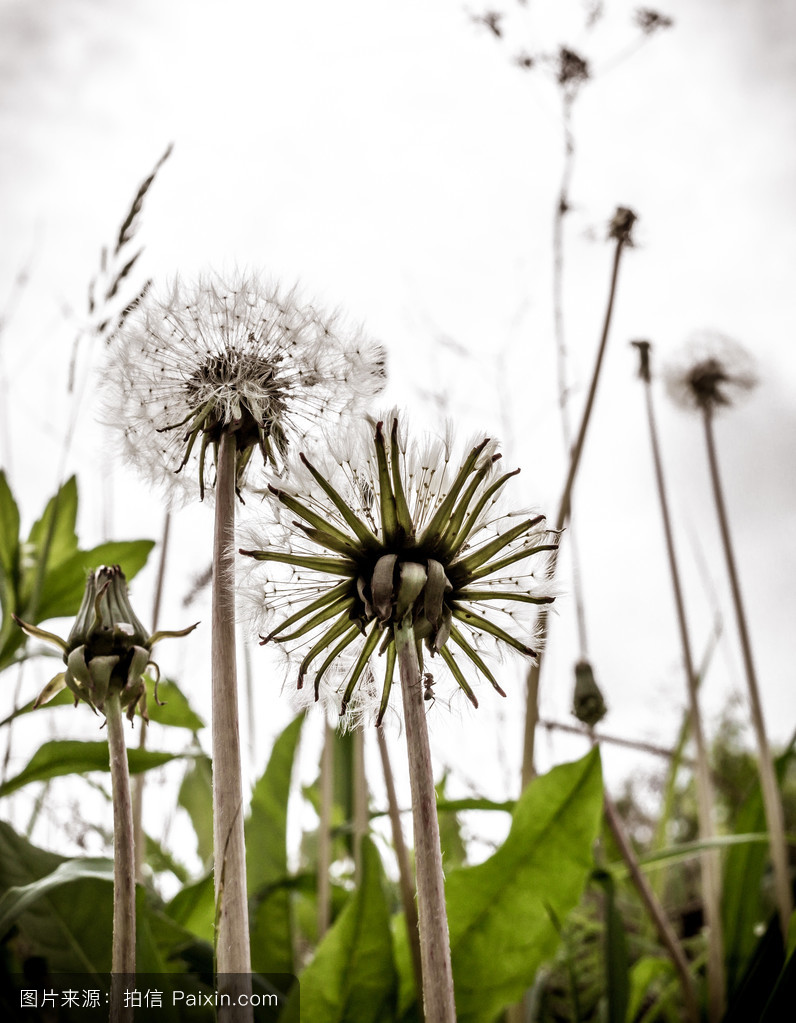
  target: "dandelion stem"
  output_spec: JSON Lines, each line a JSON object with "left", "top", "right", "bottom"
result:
{"left": 636, "top": 344, "right": 725, "bottom": 1020}
{"left": 106, "top": 691, "right": 135, "bottom": 1023}
{"left": 603, "top": 790, "right": 699, "bottom": 1023}
{"left": 702, "top": 406, "right": 793, "bottom": 938}
{"left": 376, "top": 724, "right": 425, "bottom": 1017}
{"left": 211, "top": 428, "right": 253, "bottom": 1015}
{"left": 394, "top": 616, "right": 456, "bottom": 1023}
{"left": 522, "top": 215, "right": 633, "bottom": 788}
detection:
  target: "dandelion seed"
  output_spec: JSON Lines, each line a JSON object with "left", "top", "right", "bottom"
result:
{"left": 240, "top": 412, "right": 557, "bottom": 726}
{"left": 665, "top": 330, "right": 757, "bottom": 414}
{"left": 104, "top": 272, "right": 386, "bottom": 501}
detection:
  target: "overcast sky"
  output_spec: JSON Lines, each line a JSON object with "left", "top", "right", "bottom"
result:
{"left": 1, "top": 0, "right": 795, "bottom": 857}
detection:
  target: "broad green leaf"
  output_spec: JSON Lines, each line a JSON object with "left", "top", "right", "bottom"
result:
{"left": 723, "top": 745, "right": 795, "bottom": 996}
{"left": 165, "top": 873, "right": 215, "bottom": 945}
{"left": 143, "top": 831, "right": 190, "bottom": 883}
{"left": 397, "top": 750, "right": 603, "bottom": 1023}
{"left": 284, "top": 837, "right": 396, "bottom": 1023}
{"left": 25, "top": 476, "right": 79, "bottom": 573}
{"left": 0, "top": 469, "right": 20, "bottom": 581}
{"left": 246, "top": 714, "right": 304, "bottom": 974}
{"left": 178, "top": 755, "right": 214, "bottom": 866}
{"left": 0, "top": 821, "right": 171, "bottom": 976}
{"left": 436, "top": 773, "right": 467, "bottom": 870}
{"left": 146, "top": 678, "right": 205, "bottom": 731}
{"left": 0, "top": 740, "right": 184, "bottom": 798}
{"left": 33, "top": 539, "right": 155, "bottom": 622}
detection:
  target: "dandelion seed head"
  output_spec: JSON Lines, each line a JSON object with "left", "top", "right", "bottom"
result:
{"left": 103, "top": 271, "right": 386, "bottom": 502}
{"left": 666, "top": 330, "right": 758, "bottom": 414}
{"left": 240, "top": 412, "right": 557, "bottom": 727}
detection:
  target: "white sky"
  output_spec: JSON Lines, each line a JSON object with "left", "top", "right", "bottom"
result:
{"left": 1, "top": 0, "right": 795, "bottom": 864}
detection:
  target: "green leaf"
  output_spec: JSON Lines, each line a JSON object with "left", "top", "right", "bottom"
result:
{"left": 178, "top": 755, "right": 214, "bottom": 866}
{"left": 0, "top": 685, "right": 74, "bottom": 727}
{"left": 33, "top": 539, "right": 155, "bottom": 622}
{"left": 146, "top": 678, "right": 205, "bottom": 731}
{"left": 436, "top": 773, "right": 467, "bottom": 870}
{"left": 165, "top": 873, "right": 216, "bottom": 945}
{"left": 247, "top": 714, "right": 304, "bottom": 974}
{"left": 625, "top": 956, "right": 674, "bottom": 1023}
{"left": 723, "top": 744, "right": 795, "bottom": 997}
{"left": 25, "top": 476, "right": 79, "bottom": 572}
{"left": 0, "top": 469, "right": 20, "bottom": 582}
{"left": 0, "top": 821, "right": 170, "bottom": 975}
{"left": 0, "top": 740, "right": 184, "bottom": 798}
{"left": 397, "top": 750, "right": 603, "bottom": 1022}
{"left": 284, "top": 837, "right": 396, "bottom": 1023}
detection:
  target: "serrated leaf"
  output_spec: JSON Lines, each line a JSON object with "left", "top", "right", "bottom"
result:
{"left": 0, "top": 740, "right": 184, "bottom": 798}
{"left": 284, "top": 837, "right": 396, "bottom": 1023}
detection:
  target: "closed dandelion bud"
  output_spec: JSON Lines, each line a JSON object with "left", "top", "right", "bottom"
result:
{"left": 14, "top": 565, "right": 197, "bottom": 723}
{"left": 240, "top": 412, "right": 558, "bottom": 726}
{"left": 572, "top": 659, "right": 607, "bottom": 727}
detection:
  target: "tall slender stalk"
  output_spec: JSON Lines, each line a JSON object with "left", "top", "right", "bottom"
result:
{"left": 635, "top": 341, "right": 725, "bottom": 1020}
{"left": 702, "top": 406, "right": 792, "bottom": 937}
{"left": 106, "top": 691, "right": 135, "bottom": 1023}
{"left": 212, "top": 429, "right": 252, "bottom": 1014}
{"left": 394, "top": 617, "right": 456, "bottom": 1023}
{"left": 522, "top": 210, "right": 635, "bottom": 788}
{"left": 376, "top": 725, "right": 424, "bottom": 1016}
{"left": 603, "top": 791, "right": 699, "bottom": 1023}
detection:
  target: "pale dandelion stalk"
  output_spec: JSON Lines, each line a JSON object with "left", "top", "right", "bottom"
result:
{"left": 633, "top": 339, "right": 725, "bottom": 1021}
{"left": 376, "top": 724, "right": 424, "bottom": 1014}
{"left": 522, "top": 207, "right": 636, "bottom": 787}
{"left": 668, "top": 335, "right": 792, "bottom": 939}
{"left": 241, "top": 413, "right": 557, "bottom": 1022}
{"left": 104, "top": 272, "right": 385, "bottom": 998}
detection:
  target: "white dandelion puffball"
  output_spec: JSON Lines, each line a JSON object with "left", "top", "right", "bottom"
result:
{"left": 104, "top": 272, "right": 386, "bottom": 501}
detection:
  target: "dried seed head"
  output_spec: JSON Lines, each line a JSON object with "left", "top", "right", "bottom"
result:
{"left": 240, "top": 412, "right": 557, "bottom": 726}
{"left": 103, "top": 272, "right": 386, "bottom": 502}
{"left": 666, "top": 331, "right": 758, "bottom": 415}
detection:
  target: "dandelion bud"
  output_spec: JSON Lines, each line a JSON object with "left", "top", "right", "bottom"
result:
{"left": 572, "top": 659, "right": 607, "bottom": 727}
{"left": 14, "top": 565, "right": 197, "bottom": 722}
